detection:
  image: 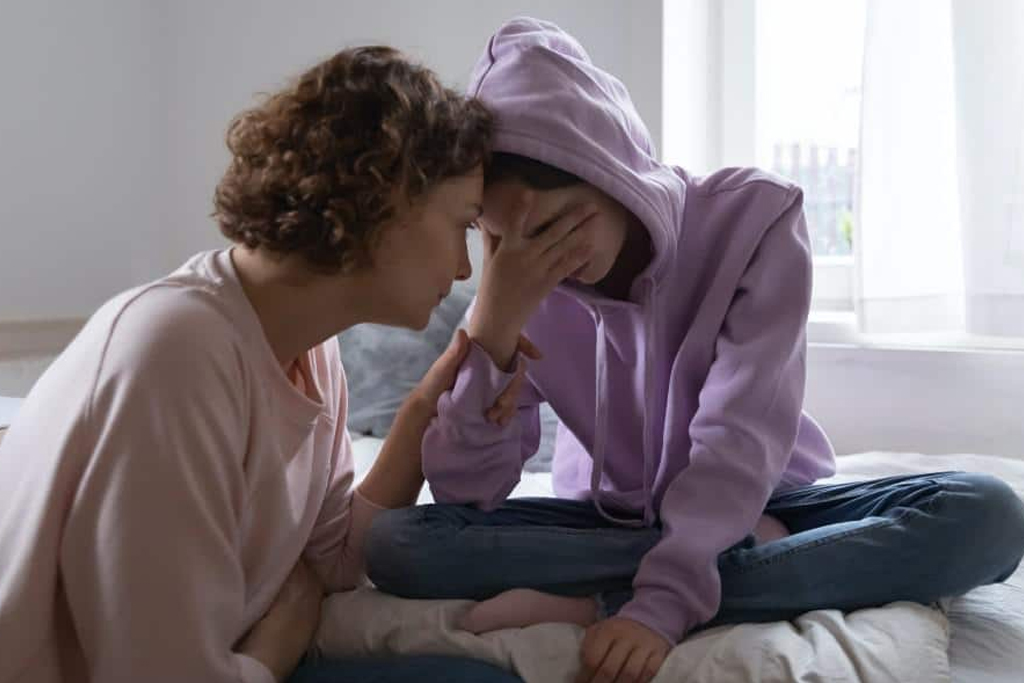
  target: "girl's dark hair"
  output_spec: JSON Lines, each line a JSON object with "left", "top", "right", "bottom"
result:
{"left": 485, "top": 152, "right": 581, "bottom": 190}
{"left": 213, "top": 46, "right": 492, "bottom": 274}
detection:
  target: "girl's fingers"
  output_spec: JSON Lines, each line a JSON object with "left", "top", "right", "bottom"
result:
{"left": 547, "top": 244, "right": 592, "bottom": 287}
{"left": 641, "top": 650, "right": 666, "bottom": 683}
{"left": 576, "top": 628, "right": 611, "bottom": 683}
{"left": 592, "top": 640, "right": 632, "bottom": 683}
{"left": 503, "top": 190, "right": 537, "bottom": 246}
{"left": 480, "top": 229, "right": 499, "bottom": 262}
{"left": 620, "top": 648, "right": 655, "bottom": 683}
{"left": 533, "top": 203, "right": 597, "bottom": 254}
{"left": 539, "top": 226, "right": 591, "bottom": 278}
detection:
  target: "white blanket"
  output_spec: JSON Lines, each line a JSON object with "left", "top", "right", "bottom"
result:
{"left": 318, "top": 447, "right": 1002, "bottom": 683}
{"left": 316, "top": 590, "right": 948, "bottom": 683}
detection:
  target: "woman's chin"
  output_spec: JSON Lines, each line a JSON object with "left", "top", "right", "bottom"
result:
{"left": 373, "top": 306, "right": 433, "bottom": 331}
{"left": 401, "top": 309, "right": 432, "bottom": 331}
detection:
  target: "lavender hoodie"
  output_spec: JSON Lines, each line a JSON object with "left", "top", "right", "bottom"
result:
{"left": 422, "top": 17, "right": 836, "bottom": 643}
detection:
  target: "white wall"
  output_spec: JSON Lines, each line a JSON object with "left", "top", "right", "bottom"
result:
{"left": 662, "top": 0, "right": 717, "bottom": 172}
{"left": 807, "top": 344, "right": 1024, "bottom": 458}
{"left": 5, "top": 1, "right": 1023, "bottom": 459}
{"left": 0, "top": 0, "right": 663, "bottom": 323}
{"left": 661, "top": 0, "right": 755, "bottom": 174}
{"left": 0, "top": 0, "right": 168, "bottom": 322}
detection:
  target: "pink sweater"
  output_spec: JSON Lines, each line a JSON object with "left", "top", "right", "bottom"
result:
{"left": 0, "top": 250, "right": 373, "bottom": 683}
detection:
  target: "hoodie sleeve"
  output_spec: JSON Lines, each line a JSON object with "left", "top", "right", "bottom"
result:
{"left": 617, "top": 188, "right": 812, "bottom": 643}
{"left": 421, "top": 339, "right": 545, "bottom": 510}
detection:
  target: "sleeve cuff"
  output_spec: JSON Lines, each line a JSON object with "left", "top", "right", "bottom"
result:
{"left": 616, "top": 586, "right": 693, "bottom": 645}
{"left": 236, "top": 653, "right": 276, "bottom": 683}
{"left": 447, "top": 341, "right": 529, "bottom": 412}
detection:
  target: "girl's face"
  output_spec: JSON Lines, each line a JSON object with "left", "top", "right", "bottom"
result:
{"left": 479, "top": 178, "right": 631, "bottom": 286}
{"left": 369, "top": 166, "right": 483, "bottom": 329}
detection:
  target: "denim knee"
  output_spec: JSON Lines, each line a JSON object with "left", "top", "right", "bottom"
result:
{"left": 364, "top": 507, "right": 433, "bottom": 596}
{"left": 943, "top": 473, "right": 1024, "bottom": 579}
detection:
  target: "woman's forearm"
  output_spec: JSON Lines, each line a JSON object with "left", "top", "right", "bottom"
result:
{"left": 356, "top": 394, "right": 433, "bottom": 508}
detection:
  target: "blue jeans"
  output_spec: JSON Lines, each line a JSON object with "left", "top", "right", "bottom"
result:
{"left": 287, "top": 654, "right": 523, "bottom": 683}
{"left": 365, "top": 472, "right": 1024, "bottom": 627}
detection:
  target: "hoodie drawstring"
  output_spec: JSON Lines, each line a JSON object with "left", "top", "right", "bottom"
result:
{"left": 640, "top": 279, "right": 657, "bottom": 526}
{"left": 588, "top": 282, "right": 657, "bottom": 528}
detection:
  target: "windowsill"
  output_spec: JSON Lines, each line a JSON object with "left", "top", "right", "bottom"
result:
{"left": 808, "top": 310, "right": 1024, "bottom": 352}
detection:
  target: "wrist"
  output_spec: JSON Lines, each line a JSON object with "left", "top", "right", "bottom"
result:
{"left": 467, "top": 319, "right": 520, "bottom": 371}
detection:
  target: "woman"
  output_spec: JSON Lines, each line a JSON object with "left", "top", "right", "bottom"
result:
{"left": 0, "top": 45, "right": 566, "bottom": 683}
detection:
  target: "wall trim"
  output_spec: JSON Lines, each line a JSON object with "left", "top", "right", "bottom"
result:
{"left": 807, "top": 342, "right": 1024, "bottom": 458}
{"left": 2, "top": 318, "right": 1023, "bottom": 457}
{"left": 0, "top": 318, "right": 86, "bottom": 358}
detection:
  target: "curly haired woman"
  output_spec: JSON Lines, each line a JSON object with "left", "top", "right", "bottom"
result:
{"left": 0, "top": 46, "right": 580, "bottom": 683}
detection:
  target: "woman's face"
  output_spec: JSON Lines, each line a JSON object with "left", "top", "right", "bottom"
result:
{"left": 369, "top": 166, "right": 483, "bottom": 329}
{"left": 479, "top": 178, "right": 631, "bottom": 286}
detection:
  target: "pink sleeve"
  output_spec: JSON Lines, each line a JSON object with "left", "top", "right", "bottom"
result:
{"left": 61, "top": 310, "right": 274, "bottom": 683}
{"left": 303, "top": 427, "right": 386, "bottom": 592}
{"left": 303, "top": 344, "right": 384, "bottom": 591}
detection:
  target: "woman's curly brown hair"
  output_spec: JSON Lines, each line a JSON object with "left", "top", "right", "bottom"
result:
{"left": 213, "top": 46, "right": 492, "bottom": 273}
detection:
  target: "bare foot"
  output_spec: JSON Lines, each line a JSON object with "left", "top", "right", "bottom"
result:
{"left": 457, "top": 588, "right": 599, "bottom": 634}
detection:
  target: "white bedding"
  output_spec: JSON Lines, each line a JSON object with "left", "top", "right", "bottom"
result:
{"left": 342, "top": 440, "right": 1024, "bottom": 682}
{"left": 828, "top": 452, "right": 1024, "bottom": 683}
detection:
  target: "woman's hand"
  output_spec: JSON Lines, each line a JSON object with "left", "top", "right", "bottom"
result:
{"left": 470, "top": 199, "right": 594, "bottom": 370}
{"left": 236, "top": 559, "right": 325, "bottom": 682}
{"left": 410, "top": 328, "right": 474, "bottom": 414}
{"left": 361, "top": 331, "right": 541, "bottom": 509}
{"left": 484, "top": 334, "right": 542, "bottom": 427}
{"left": 412, "top": 329, "right": 543, "bottom": 423}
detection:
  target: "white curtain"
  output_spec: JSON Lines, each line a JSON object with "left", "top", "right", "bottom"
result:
{"left": 856, "top": 0, "right": 1024, "bottom": 337}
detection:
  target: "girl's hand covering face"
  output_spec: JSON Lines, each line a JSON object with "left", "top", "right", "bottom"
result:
{"left": 469, "top": 196, "right": 595, "bottom": 369}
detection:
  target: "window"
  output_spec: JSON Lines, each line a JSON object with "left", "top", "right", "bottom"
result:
{"left": 665, "top": 0, "right": 1024, "bottom": 346}
{"left": 755, "top": 0, "right": 865, "bottom": 260}
{"left": 663, "top": 0, "right": 864, "bottom": 314}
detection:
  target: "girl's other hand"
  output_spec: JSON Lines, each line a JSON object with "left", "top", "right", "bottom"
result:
{"left": 575, "top": 616, "right": 669, "bottom": 683}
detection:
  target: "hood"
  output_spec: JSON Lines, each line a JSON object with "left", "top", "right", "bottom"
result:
{"left": 469, "top": 17, "right": 690, "bottom": 527}
{"left": 468, "top": 16, "right": 683, "bottom": 286}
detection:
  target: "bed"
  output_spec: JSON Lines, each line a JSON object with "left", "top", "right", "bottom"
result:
{"left": 3, "top": 397, "right": 1020, "bottom": 680}
{"left": 339, "top": 436, "right": 1024, "bottom": 683}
